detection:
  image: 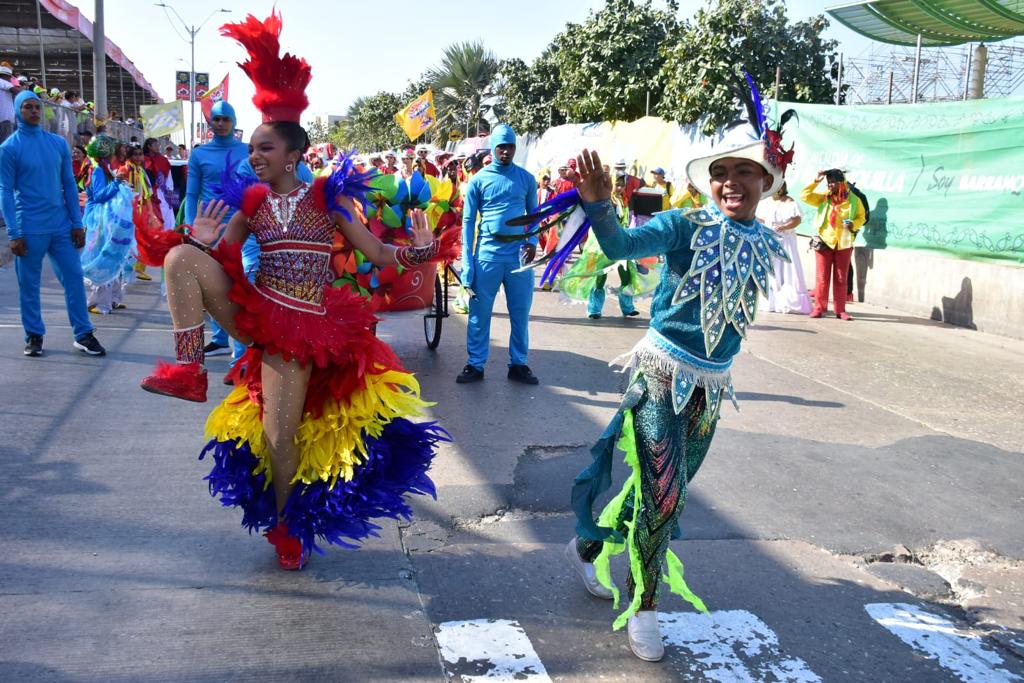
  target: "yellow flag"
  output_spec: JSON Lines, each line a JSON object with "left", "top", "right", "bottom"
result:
{"left": 395, "top": 88, "right": 437, "bottom": 141}
{"left": 140, "top": 101, "right": 185, "bottom": 138}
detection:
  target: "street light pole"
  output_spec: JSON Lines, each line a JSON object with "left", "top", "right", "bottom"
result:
{"left": 92, "top": 0, "right": 107, "bottom": 121}
{"left": 154, "top": 3, "right": 229, "bottom": 148}
{"left": 190, "top": 26, "right": 196, "bottom": 146}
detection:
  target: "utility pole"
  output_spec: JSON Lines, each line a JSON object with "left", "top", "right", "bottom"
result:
{"left": 911, "top": 34, "right": 923, "bottom": 104}
{"left": 92, "top": 0, "right": 107, "bottom": 121}
{"left": 155, "top": 3, "right": 230, "bottom": 148}
{"left": 35, "top": 0, "right": 47, "bottom": 89}
{"left": 835, "top": 53, "right": 844, "bottom": 105}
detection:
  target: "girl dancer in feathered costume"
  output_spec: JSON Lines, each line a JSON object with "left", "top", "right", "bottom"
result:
{"left": 136, "top": 11, "right": 449, "bottom": 570}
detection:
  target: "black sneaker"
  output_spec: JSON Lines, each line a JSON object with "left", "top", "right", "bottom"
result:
{"left": 624, "top": 310, "right": 640, "bottom": 317}
{"left": 73, "top": 332, "right": 106, "bottom": 356}
{"left": 588, "top": 313, "right": 601, "bottom": 320}
{"left": 203, "top": 341, "right": 231, "bottom": 357}
{"left": 507, "top": 364, "right": 539, "bottom": 385}
{"left": 455, "top": 364, "right": 485, "bottom": 384}
{"left": 24, "top": 334, "right": 43, "bottom": 357}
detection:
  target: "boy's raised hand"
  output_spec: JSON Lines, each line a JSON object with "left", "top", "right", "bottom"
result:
{"left": 574, "top": 149, "right": 612, "bottom": 203}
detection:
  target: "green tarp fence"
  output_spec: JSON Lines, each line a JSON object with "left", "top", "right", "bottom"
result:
{"left": 783, "top": 97, "right": 1024, "bottom": 263}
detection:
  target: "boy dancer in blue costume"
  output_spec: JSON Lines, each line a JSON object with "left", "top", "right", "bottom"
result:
{"left": 565, "top": 98, "right": 794, "bottom": 662}
{"left": 1, "top": 91, "right": 105, "bottom": 357}
{"left": 457, "top": 124, "right": 540, "bottom": 385}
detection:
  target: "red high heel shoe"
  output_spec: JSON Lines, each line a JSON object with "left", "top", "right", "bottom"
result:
{"left": 140, "top": 361, "right": 208, "bottom": 402}
{"left": 265, "top": 523, "right": 309, "bottom": 570}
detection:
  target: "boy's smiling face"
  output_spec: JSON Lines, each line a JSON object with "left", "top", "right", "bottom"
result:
{"left": 708, "top": 157, "right": 772, "bottom": 221}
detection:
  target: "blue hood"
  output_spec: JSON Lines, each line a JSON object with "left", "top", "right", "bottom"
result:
{"left": 210, "top": 100, "right": 237, "bottom": 125}
{"left": 14, "top": 90, "right": 41, "bottom": 129}
{"left": 210, "top": 101, "right": 237, "bottom": 143}
{"left": 490, "top": 124, "right": 516, "bottom": 163}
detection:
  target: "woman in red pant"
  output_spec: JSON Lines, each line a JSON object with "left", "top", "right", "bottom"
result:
{"left": 800, "top": 169, "right": 865, "bottom": 320}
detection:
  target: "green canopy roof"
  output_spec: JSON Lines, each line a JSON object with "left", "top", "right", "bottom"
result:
{"left": 827, "top": 0, "right": 1024, "bottom": 46}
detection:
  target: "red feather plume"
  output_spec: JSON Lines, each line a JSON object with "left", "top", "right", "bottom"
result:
{"left": 220, "top": 11, "right": 311, "bottom": 123}
{"left": 241, "top": 184, "right": 269, "bottom": 218}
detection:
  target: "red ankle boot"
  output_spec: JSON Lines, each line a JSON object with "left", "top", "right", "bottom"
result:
{"left": 265, "top": 523, "right": 309, "bottom": 570}
{"left": 140, "top": 361, "right": 208, "bottom": 402}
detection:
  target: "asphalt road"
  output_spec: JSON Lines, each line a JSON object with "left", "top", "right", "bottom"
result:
{"left": 1, "top": 260, "right": 1022, "bottom": 682}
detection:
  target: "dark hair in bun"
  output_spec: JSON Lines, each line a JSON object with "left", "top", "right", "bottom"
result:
{"left": 263, "top": 120, "right": 310, "bottom": 154}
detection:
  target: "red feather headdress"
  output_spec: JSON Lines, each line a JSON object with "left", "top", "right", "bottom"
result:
{"left": 220, "top": 10, "right": 311, "bottom": 123}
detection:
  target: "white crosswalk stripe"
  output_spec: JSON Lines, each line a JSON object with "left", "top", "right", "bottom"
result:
{"left": 659, "top": 610, "right": 822, "bottom": 682}
{"left": 865, "top": 602, "right": 1022, "bottom": 683}
{"left": 436, "top": 618, "right": 552, "bottom": 683}
{"left": 436, "top": 604, "right": 1021, "bottom": 682}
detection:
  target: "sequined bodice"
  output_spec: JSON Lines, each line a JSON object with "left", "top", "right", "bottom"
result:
{"left": 249, "top": 184, "right": 335, "bottom": 313}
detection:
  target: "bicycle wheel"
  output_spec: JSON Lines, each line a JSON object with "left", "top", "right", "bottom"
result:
{"left": 423, "top": 273, "right": 443, "bottom": 349}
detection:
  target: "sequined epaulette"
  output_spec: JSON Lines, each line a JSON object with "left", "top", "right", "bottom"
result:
{"left": 673, "top": 205, "right": 788, "bottom": 354}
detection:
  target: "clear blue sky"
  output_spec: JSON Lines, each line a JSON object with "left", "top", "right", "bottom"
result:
{"left": 83, "top": 0, "right": 873, "bottom": 136}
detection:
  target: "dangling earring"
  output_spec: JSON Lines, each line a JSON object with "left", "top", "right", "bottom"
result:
{"left": 285, "top": 163, "right": 294, "bottom": 173}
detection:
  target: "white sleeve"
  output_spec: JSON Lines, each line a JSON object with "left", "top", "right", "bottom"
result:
{"left": 785, "top": 199, "right": 802, "bottom": 221}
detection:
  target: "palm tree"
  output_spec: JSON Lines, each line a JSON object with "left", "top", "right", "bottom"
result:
{"left": 427, "top": 41, "right": 500, "bottom": 141}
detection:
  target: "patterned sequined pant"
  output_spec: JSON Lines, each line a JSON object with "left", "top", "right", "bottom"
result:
{"left": 578, "top": 380, "right": 717, "bottom": 610}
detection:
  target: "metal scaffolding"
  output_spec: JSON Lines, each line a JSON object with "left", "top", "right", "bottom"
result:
{"left": 842, "top": 39, "right": 1024, "bottom": 105}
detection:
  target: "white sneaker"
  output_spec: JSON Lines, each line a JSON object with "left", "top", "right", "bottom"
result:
{"left": 564, "top": 538, "right": 614, "bottom": 600}
{"left": 627, "top": 611, "right": 665, "bottom": 662}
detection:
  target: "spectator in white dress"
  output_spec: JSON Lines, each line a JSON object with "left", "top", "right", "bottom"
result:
{"left": 757, "top": 183, "right": 811, "bottom": 314}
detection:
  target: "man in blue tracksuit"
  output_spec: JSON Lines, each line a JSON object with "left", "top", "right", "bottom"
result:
{"left": 457, "top": 124, "right": 539, "bottom": 385}
{"left": 183, "top": 100, "right": 252, "bottom": 365}
{"left": 1, "top": 90, "right": 105, "bottom": 357}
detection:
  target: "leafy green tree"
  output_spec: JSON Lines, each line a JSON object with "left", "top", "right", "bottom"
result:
{"left": 658, "top": 0, "right": 838, "bottom": 134}
{"left": 549, "top": 0, "right": 679, "bottom": 122}
{"left": 427, "top": 41, "right": 500, "bottom": 140}
{"left": 497, "top": 53, "right": 565, "bottom": 135}
{"left": 341, "top": 92, "right": 406, "bottom": 152}
{"left": 327, "top": 119, "right": 351, "bottom": 152}
{"left": 306, "top": 118, "right": 330, "bottom": 146}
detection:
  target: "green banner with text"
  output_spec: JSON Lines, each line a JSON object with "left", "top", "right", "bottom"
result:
{"left": 781, "top": 97, "right": 1024, "bottom": 264}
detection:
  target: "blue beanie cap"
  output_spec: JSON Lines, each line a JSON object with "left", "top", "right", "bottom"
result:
{"left": 210, "top": 100, "right": 237, "bottom": 126}
{"left": 490, "top": 124, "right": 516, "bottom": 151}
{"left": 14, "top": 90, "right": 41, "bottom": 125}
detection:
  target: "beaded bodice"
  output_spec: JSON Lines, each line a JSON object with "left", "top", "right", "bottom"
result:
{"left": 250, "top": 184, "right": 335, "bottom": 314}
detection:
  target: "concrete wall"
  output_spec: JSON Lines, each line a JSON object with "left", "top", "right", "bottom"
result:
{"left": 795, "top": 235, "right": 1024, "bottom": 340}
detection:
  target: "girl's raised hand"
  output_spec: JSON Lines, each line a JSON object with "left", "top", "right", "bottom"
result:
{"left": 191, "top": 199, "right": 230, "bottom": 246}
{"left": 409, "top": 209, "right": 433, "bottom": 247}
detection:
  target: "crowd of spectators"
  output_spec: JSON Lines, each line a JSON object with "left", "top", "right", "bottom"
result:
{"left": 0, "top": 61, "right": 147, "bottom": 143}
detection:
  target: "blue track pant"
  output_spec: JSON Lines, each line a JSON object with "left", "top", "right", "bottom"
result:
{"left": 14, "top": 231, "right": 93, "bottom": 341}
{"left": 466, "top": 260, "right": 533, "bottom": 369}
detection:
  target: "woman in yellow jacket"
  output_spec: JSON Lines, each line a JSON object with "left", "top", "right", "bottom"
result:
{"left": 800, "top": 169, "right": 866, "bottom": 320}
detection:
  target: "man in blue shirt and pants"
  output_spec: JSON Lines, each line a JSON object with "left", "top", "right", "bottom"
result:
{"left": 457, "top": 124, "right": 539, "bottom": 385}
{"left": 183, "top": 101, "right": 251, "bottom": 364}
{"left": 1, "top": 91, "right": 105, "bottom": 357}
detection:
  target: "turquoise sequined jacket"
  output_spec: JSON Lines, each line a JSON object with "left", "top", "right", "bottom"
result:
{"left": 582, "top": 199, "right": 749, "bottom": 365}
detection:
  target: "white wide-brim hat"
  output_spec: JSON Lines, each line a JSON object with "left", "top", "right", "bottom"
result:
{"left": 685, "top": 125, "right": 784, "bottom": 200}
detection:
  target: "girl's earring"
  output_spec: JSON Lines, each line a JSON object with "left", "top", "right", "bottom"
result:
{"left": 286, "top": 163, "right": 294, "bottom": 172}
